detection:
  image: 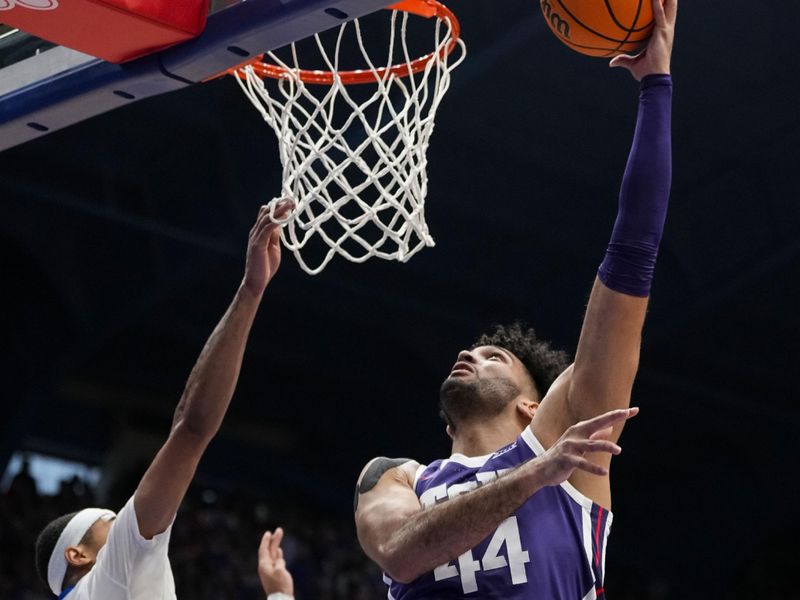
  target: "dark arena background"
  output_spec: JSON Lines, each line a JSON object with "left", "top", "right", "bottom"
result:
{"left": 2, "top": 1, "right": 799, "bottom": 599}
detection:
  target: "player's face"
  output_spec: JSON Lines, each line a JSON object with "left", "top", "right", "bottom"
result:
{"left": 439, "top": 345, "right": 533, "bottom": 428}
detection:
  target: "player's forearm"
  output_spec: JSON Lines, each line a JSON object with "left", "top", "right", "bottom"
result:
{"left": 597, "top": 74, "right": 673, "bottom": 297}
{"left": 171, "top": 283, "right": 262, "bottom": 440}
{"left": 380, "top": 460, "right": 545, "bottom": 583}
{"left": 569, "top": 76, "right": 673, "bottom": 418}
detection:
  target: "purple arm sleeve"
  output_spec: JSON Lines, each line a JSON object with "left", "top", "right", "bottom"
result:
{"left": 597, "top": 74, "right": 673, "bottom": 297}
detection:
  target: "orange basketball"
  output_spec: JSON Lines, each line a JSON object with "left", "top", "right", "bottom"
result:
{"left": 539, "top": 0, "right": 655, "bottom": 57}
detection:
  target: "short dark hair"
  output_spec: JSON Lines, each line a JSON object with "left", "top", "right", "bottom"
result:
{"left": 473, "top": 322, "right": 570, "bottom": 399}
{"left": 35, "top": 512, "right": 81, "bottom": 590}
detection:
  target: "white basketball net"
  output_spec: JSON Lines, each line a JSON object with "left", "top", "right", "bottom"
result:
{"left": 234, "top": 7, "right": 466, "bottom": 274}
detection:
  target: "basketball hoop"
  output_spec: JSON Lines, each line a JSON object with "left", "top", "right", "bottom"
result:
{"left": 227, "top": 0, "right": 465, "bottom": 275}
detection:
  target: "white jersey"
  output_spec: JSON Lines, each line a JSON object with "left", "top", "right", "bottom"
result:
{"left": 64, "top": 495, "right": 176, "bottom": 600}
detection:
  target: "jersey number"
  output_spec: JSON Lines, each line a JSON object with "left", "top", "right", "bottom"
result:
{"left": 433, "top": 516, "right": 530, "bottom": 593}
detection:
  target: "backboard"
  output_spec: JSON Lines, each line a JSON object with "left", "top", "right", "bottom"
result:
{"left": 0, "top": 0, "right": 390, "bottom": 152}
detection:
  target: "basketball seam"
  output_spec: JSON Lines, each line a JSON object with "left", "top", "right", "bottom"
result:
{"left": 552, "top": 0, "right": 650, "bottom": 45}
{"left": 606, "top": 0, "right": 644, "bottom": 56}
{"left": 603, "top": 0, "right": 653, "bottom": 33}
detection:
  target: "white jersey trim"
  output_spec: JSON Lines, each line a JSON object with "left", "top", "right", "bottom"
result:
{"left": 383, "top": 574, "right": 397, "bottom": 600}
{"left": 412, "top": 463, "right": 428, "bottom": 489}
{"left": 521, "top": 427, "right": 601, "bottom": 513}
{"left": 581, "top": 506, "right": 595, "bottom": 584}
{"left": 582, "top": 587, "right": 598, "bottom": 600}
{"left": 601, "top": 512, "right": 612, "bottom": 584}
{"left": 445, "top": 452, "right": 493, "bottom": 468}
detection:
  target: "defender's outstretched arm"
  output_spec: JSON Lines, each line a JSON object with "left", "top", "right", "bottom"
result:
{"left": 134, "top": 200, "right": 293, "bottom": 540}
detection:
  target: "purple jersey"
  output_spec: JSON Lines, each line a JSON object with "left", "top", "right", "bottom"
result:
{"left": 385, "top": 428, "right": 611, "bottom": 600}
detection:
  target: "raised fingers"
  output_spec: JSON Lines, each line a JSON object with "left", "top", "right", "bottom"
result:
{"left": 268, "top": 197, "right": 295, "bottom": 223}
{"left": 252, "top": 198, "right": 295, "bottom": 239}
{"left": 571, "top": 438, "right": 622, "bottom": 456}
{"left": 573, "top": 407, "right": 639, "bottom": 437}
{"left": 252, "top": 205, "right": 275, "bottom": 238}
{"left": 269, "top": 527, "right": 284, "bottom": 558}
{"left": 573, "top": 457, "right": 609, "bottom": 477}
{"left": 652, "top": 0, "right": 666, "bottom": 27}
{"left": 259, "top": 531, "right": 273, "bottom": 564}
{"left": 663, "top": 0, "right": 677, "bottom": 26}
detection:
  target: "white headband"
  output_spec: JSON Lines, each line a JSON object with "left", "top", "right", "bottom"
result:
{"left": 47, "top": 508, "right": 116, "bottom": 595}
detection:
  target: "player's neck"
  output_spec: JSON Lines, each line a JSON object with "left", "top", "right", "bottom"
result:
{"left": 64, "top": 565, "right": 91, "bottom": 589}
{"left": 450, "top": 417, "right": 521, "bottom": 457}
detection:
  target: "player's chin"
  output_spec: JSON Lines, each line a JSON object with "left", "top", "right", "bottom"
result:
{"left": 440, "top": 375, "right": 473, "bottom": 395}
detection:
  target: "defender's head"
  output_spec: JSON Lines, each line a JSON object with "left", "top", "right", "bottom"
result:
{"left": 439, "top": 322, "right": 569, "bottom": 437}
{"left": 35, "top": 508, "right": 116, "bottom": 595}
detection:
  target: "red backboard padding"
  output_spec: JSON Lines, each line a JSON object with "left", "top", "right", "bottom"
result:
{"left": 1, "top": 0, "right": 209, "bottom": 63}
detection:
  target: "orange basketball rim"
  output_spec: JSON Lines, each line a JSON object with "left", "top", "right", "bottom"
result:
{"left": 225, "top": 0, "right": 461, "bottom": 85}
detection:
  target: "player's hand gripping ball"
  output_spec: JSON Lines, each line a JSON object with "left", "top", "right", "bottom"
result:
{"left": 540, "top": 0, "right": 657, "bottom": 57}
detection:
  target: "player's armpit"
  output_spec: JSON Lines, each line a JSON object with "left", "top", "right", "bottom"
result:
{"left": 355, "top": 458, "right": 422, "bottom": 580}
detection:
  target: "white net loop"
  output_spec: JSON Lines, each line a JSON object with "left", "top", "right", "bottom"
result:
{"left": 235, "top": 6, "right": 466, "bottom": 274}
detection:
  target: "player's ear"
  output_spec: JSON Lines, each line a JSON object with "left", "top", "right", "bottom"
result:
{"left": 516, "top": 397, "right": 538, "bottom": 424}
{"left": 446, "top": 424, "right": 455, "bottom": 440}
{"left": 64, "top": 545, "right": 93, "bottom": 568}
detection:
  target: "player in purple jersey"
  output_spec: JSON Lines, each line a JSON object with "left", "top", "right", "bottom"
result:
{"left": 354, "top": 0, "right": 678, "bottom": 598}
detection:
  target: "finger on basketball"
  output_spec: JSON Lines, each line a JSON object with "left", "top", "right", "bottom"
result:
{"left": 608, "top": 50, "right": 645, "bottom": 70}
{"left": 652, "top": 0, "right": 666, "bottom": 27}
{"left": 663, "top": 0, "right": 677, "bottom": 25}
{"left": 609, "top": 54, "right": 635, "bottom": 70}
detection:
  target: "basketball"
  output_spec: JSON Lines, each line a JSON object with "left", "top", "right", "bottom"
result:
{"left": 539, "top": 0, "right": 655, "bottom": 57}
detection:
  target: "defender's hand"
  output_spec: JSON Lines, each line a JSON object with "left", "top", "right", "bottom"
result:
{"left": 258, "top": 528, "right": 294, "bottom": 597}
{"left": 532, "top": 407, "right": 639, "bottom": 487}
{"left": 243, "top": 198, "right": 294, "bottom": 296}
{"left": 609, "top": 0, "right": 677, "bottom": 80}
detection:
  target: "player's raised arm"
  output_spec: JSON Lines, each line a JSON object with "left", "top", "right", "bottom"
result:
{"left": 534, "top": 0, "right": 676, "bottom": 449}
{"left": 133, "top": 199, "right": 293, "bottom": 540}
{"left": 355, "top": 408, "right": 635, "bottom": 583}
